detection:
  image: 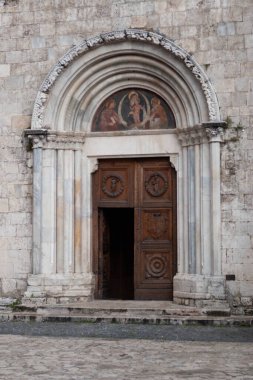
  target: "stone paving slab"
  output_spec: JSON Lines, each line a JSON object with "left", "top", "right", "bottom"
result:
{"left": 0, "top": 334, "right": 252, "bottom": 380}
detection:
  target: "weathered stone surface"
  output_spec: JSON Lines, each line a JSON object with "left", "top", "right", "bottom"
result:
{"left": 0, "top": 64, "right": 10, "bottom": 77}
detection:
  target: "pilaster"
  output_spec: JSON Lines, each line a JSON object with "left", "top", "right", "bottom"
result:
{"left": 23, "top": 130, "right": 94, "bottom": 304}
{"left": 174, "top": 123, "right": 226, "bottom": 307}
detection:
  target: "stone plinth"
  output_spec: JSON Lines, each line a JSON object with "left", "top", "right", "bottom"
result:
{"left": 173, "top": 273, "right": 227, "bottom": 307}
{"left": 23, "top": 273, "right": 95, "bottom": 304}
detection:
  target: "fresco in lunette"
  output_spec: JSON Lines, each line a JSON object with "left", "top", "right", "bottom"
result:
{"left": 92, "top": 89, "right": 176, "bottom": 132}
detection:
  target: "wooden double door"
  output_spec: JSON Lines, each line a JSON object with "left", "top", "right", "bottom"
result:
{"left": 92, "top": 158, "right": 177, "bottom": 300}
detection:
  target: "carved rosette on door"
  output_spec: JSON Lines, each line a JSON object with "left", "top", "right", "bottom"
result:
{"left": 145, "top": 253, "right": 168, "bottom": 279}
{"left": 93, "top": 158, "right": 177, "bottom": 300}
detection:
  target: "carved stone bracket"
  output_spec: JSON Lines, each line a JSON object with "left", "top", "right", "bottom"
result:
{"left": 25, "top": 130, "right": 86, "bottom": 150}
{"left": 169, "top": 155, "right": 179, "bottom": 172}
{"left": 32, "top": 29, "right": 220, "bottom": 130}
{"left": 88, "top": 158, "right": 99, "bottom": 174}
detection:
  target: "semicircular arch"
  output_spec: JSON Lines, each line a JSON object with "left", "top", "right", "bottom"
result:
{"left": 32, "top": 30, "right": 220, "bottom": 131}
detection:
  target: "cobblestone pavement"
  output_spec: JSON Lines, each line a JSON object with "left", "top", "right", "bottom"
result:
{"left": 0, "top": 323, "right": 253, "bottom": 379}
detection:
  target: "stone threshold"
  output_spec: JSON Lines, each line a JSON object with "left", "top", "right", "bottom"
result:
{"left": 17, "top": 299, "right": 231, "bottom": 316}
{"left": 2, "top": 300, "right": 252, "bottom": 326}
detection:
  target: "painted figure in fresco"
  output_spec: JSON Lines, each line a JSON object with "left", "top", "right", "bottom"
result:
{"left": 150, "top": 97, "right": 168, "bottom": 129}
{"left": 98, "top": 98, "right": 121, "bottom": 131}
{"left": 127, "top": 91, "right": 145, "bottom": 128}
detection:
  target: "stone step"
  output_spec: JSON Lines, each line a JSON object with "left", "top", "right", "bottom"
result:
{"left": 0, "top": 301, "right": 247, "bottom": 326}
{"left": 13, "top": 300, "right": 232, "bottom": 318}
{"left": 2, "top": 301, "right": 234, "bottom": 326}
{"left": 32, "top": 307, "right": 201, "bottom": 317}
{"left": 1, "top": 312, "right": 253, "bottom": 327}
{"left": 0, "top": 298, "right": 17, "bottom": 310}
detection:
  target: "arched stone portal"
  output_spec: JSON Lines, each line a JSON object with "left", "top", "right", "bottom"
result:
{"left": 25, "top": 30, "right": 225, "bottom": 306}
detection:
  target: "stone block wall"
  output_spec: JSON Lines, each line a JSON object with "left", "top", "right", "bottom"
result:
{"left": 0, "top": 0, "right": 252, "bottom": 308}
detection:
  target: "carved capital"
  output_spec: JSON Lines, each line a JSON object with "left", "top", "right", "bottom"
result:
{"left": 25, "top": 129, "right": 48, "bottom": 149}
{"left": 202, "top": 122, "right": 226, "bottom": 141}
{"left": 25, "top": 130, "right": 86, "bottom": 150}
{"left": 177, "top": 125, "right": 207, "bottom": 147}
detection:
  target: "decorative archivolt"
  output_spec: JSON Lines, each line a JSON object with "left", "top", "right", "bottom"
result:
{"left": 32, "top": 29, "right": 220, "bottom": 130}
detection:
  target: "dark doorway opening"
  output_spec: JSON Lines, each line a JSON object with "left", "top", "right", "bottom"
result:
{"left": 102, "top": 208, "right": 134, "bottom": 300}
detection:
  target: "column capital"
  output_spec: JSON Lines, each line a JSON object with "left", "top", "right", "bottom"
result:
{"left": 177, "top": 122, "right": 226, "bottom": 146}
{"left": 202, "top": 121, "right": 226, "bottom": 142}
{"left": 25, "top": 129, "right": 48, "bottom": 149}
{"left": 25, "top": 129, "right": 86, "bottom": 150}
{"left": 176, "top": 125, "right": 206, "bottom": 147}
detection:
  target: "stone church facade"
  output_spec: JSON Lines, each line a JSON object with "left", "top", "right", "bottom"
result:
{"left": 0, "top": 0, "right": 252, "bottom": 313}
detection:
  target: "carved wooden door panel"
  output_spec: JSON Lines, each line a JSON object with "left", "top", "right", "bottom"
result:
{"left": 94, "top": 159, "right": 135, "bottom": 208}
{"left": 96, "top": 209, "right": 110, "bottom": 299}
{"left": 93, "top": 158, "right": 176, "bottom": 300}
{"left": 134, "top": 159, "right": 176, "bottom": 300}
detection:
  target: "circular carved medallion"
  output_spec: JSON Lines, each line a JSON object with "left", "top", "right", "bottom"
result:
{"left": 145, "top": 172, "right": 168, "bottom": 197}
{"left": 146, "top": 255, "right": 167, "bottom": 278}
{"left": 102, "top": 175, "right": 124, "bottom": 197}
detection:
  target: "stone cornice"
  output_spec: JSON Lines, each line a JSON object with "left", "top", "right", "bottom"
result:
{"left": 32, "top": 29, "right": 220, "bottom": 130}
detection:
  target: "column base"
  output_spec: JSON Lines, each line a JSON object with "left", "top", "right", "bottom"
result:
{"left": 23, "top": 273, "right": 95, "bottom": 305}
{"left": 173, "top": 273, "right": 227, "bottom": 308}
